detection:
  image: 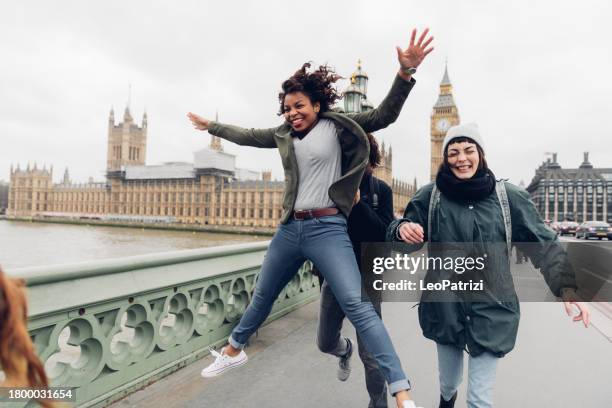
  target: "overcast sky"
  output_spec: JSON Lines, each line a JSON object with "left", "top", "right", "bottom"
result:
{"left": 2, "top": 0, "right": 611, "bottom": 188}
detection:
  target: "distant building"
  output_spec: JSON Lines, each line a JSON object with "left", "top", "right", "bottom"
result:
{"left": 9, "top": 108, "right": 284, "bottom": 227}
{"left": 0, "top": 180, "right": 9, "bottom": 214}
{"left": 526, "top": 152, "right": 612, "bottom": 223}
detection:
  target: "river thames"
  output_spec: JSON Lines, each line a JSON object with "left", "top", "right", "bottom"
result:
{"left": 0, "top": 220, "right": 267, "bottom": 270}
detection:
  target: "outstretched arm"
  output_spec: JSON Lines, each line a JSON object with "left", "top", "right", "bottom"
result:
{"left": 347, "top": 28, "right": 434, "bottom": 133}
{"left": 509, "top": 185, "right": 590, "bottom": 327}
{"left": 187, "top": 112, "right": 278, "bottom": 148}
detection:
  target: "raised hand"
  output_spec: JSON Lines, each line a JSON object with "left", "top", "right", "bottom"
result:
{"left": 187, "top": 112, "right": 210, "bottom": 131}
{"left": 396, "top": 28, "right": 434, "bottom": 72}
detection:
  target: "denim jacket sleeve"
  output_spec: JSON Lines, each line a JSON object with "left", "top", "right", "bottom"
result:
{"left": 345, "top": 75, "right": 415, "bottom": 134}
{"left": 207, "top": 121, "right": 280, "bottom": 148}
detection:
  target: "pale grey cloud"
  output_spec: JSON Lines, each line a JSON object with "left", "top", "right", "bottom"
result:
{"left": 1, "top": 0, "right": 610, "bottom": 189}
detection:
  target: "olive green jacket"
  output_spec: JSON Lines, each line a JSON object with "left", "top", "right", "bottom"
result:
{"left": 387, "top": 181, "right": 576, "bottom": 356}
{"left": 207, "top": 75, "right": 415, "bottom": 224}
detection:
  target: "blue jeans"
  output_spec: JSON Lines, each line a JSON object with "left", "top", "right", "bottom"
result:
{"left": 229, "top": 214, "right": 410, "bottom": 395}
{"left": 318, "top": 280, "right": 388, "bottom": 407}
{"left": 437, "top": 343, "right": 498, "bottom": 408}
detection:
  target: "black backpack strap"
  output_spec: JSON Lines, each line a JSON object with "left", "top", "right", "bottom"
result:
{"left": 369, "top": 175, "right": 380, "bottom": 211}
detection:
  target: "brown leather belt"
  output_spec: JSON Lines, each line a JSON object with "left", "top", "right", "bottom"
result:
{"left": 292, "top": 207, "right": 339, "bottom": 220}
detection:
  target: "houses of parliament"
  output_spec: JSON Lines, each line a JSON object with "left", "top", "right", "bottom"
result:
{"left": 8, "top": 64, "right": 457, "bottom": 228}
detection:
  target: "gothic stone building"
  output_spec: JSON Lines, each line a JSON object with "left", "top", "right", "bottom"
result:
{"left": 526, "top": 152, "right": 612, "bottom": 223}
{"left": 9, "top": 108, "right": 285, "bottom": 228}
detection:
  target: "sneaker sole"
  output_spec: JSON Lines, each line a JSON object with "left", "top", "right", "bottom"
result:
{"left": 201, "top": 355, "right": 248, "bottom": 378}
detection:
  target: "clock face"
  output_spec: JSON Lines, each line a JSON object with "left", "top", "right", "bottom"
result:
{"left": 436, "top": 119, "right": 450, "bottom": 132}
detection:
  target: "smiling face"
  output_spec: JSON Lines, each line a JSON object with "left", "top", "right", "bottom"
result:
{"left": 283, "top": 92, "right": 320, "bottom": 133}
{"left": 446, "top": 140, "right": 480, "bottom": 179}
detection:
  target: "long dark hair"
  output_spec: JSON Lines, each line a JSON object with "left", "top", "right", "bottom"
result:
{"left": 438, "top": 136, "right": 488, "bottom": 175}
{"left": 278, "top": 62, "right": 341, "bottom": 115}
{"left": 366, "top": 133, "right": 382, "bottom": 174}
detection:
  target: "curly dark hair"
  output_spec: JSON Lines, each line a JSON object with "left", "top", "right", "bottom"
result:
{"left": 278, "top": 62, "right": 341, "bottom": 115}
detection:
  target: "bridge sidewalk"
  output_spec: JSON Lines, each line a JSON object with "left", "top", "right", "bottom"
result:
{"left": 109, "top": 300, "right": 611, "bottom": 408}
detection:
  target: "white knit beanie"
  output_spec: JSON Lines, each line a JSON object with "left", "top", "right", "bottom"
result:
{"left": 442, "top": 123, "right": 484, "bottom": 155}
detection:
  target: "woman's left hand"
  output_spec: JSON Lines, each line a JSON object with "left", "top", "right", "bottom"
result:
{"left": 396, "top": 28, "right": 434, "bottom": 74}
{"left": 563, "top": 301, "right": 591, "bottom": 328}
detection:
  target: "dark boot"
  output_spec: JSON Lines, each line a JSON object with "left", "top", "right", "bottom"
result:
{"left": 439, "top": 391, "right": 457, "bottom": 408}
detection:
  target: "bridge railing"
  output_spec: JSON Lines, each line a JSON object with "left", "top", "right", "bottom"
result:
{"left": 9, "top": 241, "right": 318, "bottom": 407}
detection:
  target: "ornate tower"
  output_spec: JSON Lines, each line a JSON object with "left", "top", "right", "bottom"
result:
{"left": 341, "top": 60, "right": 391, "bottom": 183}
{"left": 430, "top": 63, "right": 460, "bottom": 180}
{"left": 106, "top": 105, "right": 147, "bottom": 173}
{"left": 342, "top": 60, "right": 374, "bottom": 113}
{"left": 374, "top": 141, "right": 393, "bottom": 185}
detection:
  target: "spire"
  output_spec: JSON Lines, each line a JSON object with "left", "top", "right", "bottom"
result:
{"left": 142, "top": 110, "right": 148, "bottom": 127}
{"left": 434, "top": 62, "right": 456, "bottom": 108}
{"left": 123, "top": 106, "right": 133, "bottom": 122}
{"left": 63, "top": 167, "right": 70, "bottom": 185}
{"left": 123, "top": 84, "right": 133, "bottom": 122}
{"left": 10, "top": 163, "right": 13, "bottom": 174}
{"left": 440, "top": 59, "right": 451, "bottom": 86}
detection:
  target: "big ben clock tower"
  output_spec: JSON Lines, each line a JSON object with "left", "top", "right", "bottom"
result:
{"left": 430, "top": 64, "right": 460, "bottom": 180}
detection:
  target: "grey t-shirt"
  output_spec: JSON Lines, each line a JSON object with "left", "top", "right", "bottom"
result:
{"left": 293, "top": 119, "right": 342, "bottom": 211}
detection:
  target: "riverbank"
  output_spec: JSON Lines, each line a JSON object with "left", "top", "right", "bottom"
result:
{"left": 3, "top": 216, "right": 275, "bottom": 236}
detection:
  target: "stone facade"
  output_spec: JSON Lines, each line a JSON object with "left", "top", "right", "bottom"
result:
{"left": 526, "top": 152, "right": 612, "bottom": 223}
{"left": 8, "top": 109, "right": 285, "bottom": 227}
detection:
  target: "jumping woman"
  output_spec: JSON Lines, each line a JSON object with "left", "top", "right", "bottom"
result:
{"left": 188, "top": 28, "right": 434, "bottom": 408}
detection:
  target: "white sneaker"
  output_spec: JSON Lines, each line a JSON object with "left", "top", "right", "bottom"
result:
{"left": 401, "top": 400, "right": 423, "bottom": 408}
{"left": 201, "top": 347, "right": 248, "bottom": 378}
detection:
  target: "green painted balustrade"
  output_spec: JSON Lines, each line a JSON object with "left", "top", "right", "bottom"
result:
{"left": 8, "top": 241, "right": 319, "bottom": 407}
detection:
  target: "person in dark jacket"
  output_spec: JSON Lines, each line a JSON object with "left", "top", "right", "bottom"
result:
{"left": 387, "top": 123, "right": 590, "bottom": 408}
{"left": 317, "top": 133, "right": 394, "bottom": 408}
{"left": 189, "top": 29, "right": 434, "bottom": 408}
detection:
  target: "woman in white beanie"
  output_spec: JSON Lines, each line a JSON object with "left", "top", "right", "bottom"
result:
{"left": 387, "top": 123, "right": 590, "bottom": 408}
